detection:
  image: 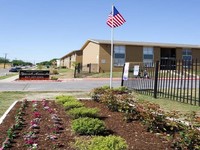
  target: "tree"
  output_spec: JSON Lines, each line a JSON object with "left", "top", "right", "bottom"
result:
{"left": 12, "top": 59, "right": 33, "bottom": 66}
{"left": 36, "top": 58, "right": 58, "bottom": 67}
{"left": 0, "top": 57, "right": 9, "bottom": 63}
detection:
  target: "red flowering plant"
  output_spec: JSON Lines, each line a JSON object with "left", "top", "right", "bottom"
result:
{"left": 42, "top": 99, "right": 48, "bottom": 107}
{"left": 33, "top": 112, "right": 41, "bottom": 118}
{"left": 23, "top": 131, "right": 38, "bottom": 148}
{"left": 30, "top": 120, "right": 40, "bottom": 129}
{"left": 48, "top": 108, "right": 54, "bottom": 114}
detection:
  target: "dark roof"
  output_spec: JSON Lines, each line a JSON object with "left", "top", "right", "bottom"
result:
{"left": 81, "top": 39, "right": 200, "bottom": 49}
{"left": 60, "top": 50, "right": 80, "bottom": 59}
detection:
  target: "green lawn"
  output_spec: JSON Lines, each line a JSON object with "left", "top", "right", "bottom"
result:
{"left": 1, "top": 89, "right": 199, "bottom": 119}
{"left": 76, "top": 72, "right": 122, "bottom": 78}
{"left": 0, "top": 92, "right": 26, "bottom": 117}
{"left": 0, "top": 73, "right": 18, "bottom": 80}
{"left": 134, "top": 92, "right": 200, "bottom": 116}
{"left": 0, "top": 91, "right": 89, "bottom": 117}
{"left": 51, "top": 68, "right": 74, "bottom": 79}
{"left": 51, "top": 68, "right": 123, "bottom": 79}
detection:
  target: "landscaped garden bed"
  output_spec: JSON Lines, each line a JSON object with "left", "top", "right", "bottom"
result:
{"left": 0, "top": 99, "right": 74, "bottom": 149}
{"left": 0, "top": 87, "right": 200, "bottom": 149}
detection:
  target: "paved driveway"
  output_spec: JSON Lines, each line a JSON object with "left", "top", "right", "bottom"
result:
{"left": 0, "top": 69, "right": 9, "bottom": 76}
{"left": 0, "top": 79, "right": 121, "bottom": 91}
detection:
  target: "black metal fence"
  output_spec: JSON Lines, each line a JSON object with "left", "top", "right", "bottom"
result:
{"left": 122, "top": 59, "right": 200, "bottom": 106}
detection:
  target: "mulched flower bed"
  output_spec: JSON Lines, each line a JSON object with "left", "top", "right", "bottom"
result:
{"left": 0, "top": 100, "right": 174, "bottom": 150}
{"left": 0, "top": 100, "right": 75, "bottom": 150}
{"left": 81, "top": 100, "right": 173, "bottom": 150}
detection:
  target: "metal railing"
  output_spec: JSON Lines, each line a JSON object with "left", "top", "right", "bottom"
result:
{"left": 122, "top": 59, "right": 200, "bottom": 106}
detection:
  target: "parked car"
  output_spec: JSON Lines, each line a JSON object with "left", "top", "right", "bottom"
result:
{"left": 9, "top": 67, "right": 22, "bottom": 72}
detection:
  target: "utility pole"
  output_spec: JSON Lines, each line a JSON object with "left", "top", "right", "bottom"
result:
{"left": 3, "top": 53, "right": 7, "bottom": 69}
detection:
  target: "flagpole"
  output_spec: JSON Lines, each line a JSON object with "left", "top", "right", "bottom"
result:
{"left": 110, "top": 4, "right": 114, "bottom": 89}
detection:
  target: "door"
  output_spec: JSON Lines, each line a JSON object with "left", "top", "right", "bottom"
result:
{"left": 160, "top": 48, "right": 176, "bottom": 70}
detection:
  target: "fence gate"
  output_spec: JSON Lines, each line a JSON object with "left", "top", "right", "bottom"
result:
{"left": 122, "top": 60, "right": 200, "bottom": 106}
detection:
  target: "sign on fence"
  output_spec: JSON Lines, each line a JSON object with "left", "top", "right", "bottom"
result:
{"left": 133, "top": 65, "right": 140, "bottom": 76}
{"left": 122, "top": 60, "right": 200, "bottom": 106}
{"left": 123, "top": 63, "right": 129, "bottom": 80}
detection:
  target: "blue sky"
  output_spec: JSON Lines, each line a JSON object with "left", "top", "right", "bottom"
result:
{"left": 0, "top": 0, "right": 199, "bottom": 63}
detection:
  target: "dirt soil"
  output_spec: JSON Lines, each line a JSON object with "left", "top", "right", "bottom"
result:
{"left": 0, "top": 100, "right": 75, "bottom": 150}
{"left": 82, "top": 100, "right": 173, "bottom": 150}
{"left": 0, "top": 100, "right": 174, "bottom": 150}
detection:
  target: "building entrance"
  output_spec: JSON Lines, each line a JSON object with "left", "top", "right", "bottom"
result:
{"left": 160, "top": 48, "right": 176, "bottom": 70}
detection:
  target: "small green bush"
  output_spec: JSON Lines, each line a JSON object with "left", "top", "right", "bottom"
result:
{"left": 72, "top": 117, "right": 106, "bottom": 135}
{"left": 55, "top": 95, "right": 77, "bottom": 104}
{"left": 173, "top": 128, "right": 200, "bottom": 150}
{"left": 73, "top": 135, "right": 128, "bottom": 150}
{"left": 113, "top": 86, "right": 130, "bottom": 94}
{"left": 68, "top": 107, "right": 99, "bottom": 119}
{"left": 51, "top": 76, "right": 58, "bottom": 80}
{"left": 52, "top": 69, "right": 58, "bottom": 75}
{"left": 90, "top": 86, "right": 110, "bottom": 101}
{"left": 63, "top": 101, "right": 83, "bottom": 110}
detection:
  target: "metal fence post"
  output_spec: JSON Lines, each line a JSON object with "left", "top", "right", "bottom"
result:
{"left": 89, "top": 63, "right": 91, "bottom": 73}
{"left": 121, "top": 64, "right": 125, "bottom": 86}
{"left": 154, "top": 61, "right": 159, "bottom": 98}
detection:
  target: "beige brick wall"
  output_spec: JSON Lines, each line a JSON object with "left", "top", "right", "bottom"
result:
{"left": 82, "top": 41, "right": 200, "bottom": 73}
{"left": 99, "top": 44, "right": 111, "bottom": 72}
{"left": 82, "top": 42, "right": 99, "bottom": 72}
{"left": 76, "top": 51, "right": 82, "bottom": 65}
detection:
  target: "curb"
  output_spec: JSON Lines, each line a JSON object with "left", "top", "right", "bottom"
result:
{"left": 60, "top": 78, "right": 121, "bottom": 82}
{"left": 0, "top": 100, "right": 18, "bottom": 124}
{"left": 12, "top": 78, "right": 121, "bottom": 82}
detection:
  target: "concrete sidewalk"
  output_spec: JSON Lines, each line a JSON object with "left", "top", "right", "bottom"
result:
{"left": 0, "top": 75, "right": 19, "bottom": 82}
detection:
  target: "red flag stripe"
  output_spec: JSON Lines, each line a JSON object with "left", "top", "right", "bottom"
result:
{"left": 106, "top": 6, "right": 126, "bottom": 28}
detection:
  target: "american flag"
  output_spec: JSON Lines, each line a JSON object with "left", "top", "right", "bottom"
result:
{"left": 106, "top": 6, "right": 126, "bottom": 28}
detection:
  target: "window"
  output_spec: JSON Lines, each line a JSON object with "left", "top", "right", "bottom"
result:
{"left": 182, "top": 49, "right": 192, "bottom": 67}
{"left": 114, "top": 45, "right": 125, "bottom": 66}
{"left": 143, "top": 47, "right": 154, "bottom": 67}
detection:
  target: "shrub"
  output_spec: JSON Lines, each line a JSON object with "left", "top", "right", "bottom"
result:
{"left": 100, "top": 90, "right": 119, "bottom": 111}
{"left": 51, "top": 76, "right": 58, "bottom": 80}
{"left": 90, "top": 86, "right": 131, "bottom": 102}
{"left": 73, "top": 135, "right": 128, "bottom": 150}
{"left": 50, "top": 69, "right": 58, "bottom": 75}
{"left": 72, "top": 117, "right": 106, "bottom": 135}
{"left": 113, "top": 86, "right": 130, "bottom": 94}
{"left": 173, "top": 128, "right": 200, "bottom": 150}
{"left": 68, "top": 107, "right": 99, "bottom": 119}
{"left": 90, "top": 86, "right": 110, "bottom": 101}
{"left": 63, "top": 101, "right": 83, "bottom": 110}
{"left": 172, "top": 111, "right": 200, "bottom": 149}
{"left": 55, "top": 95, "right": 77, "bottom": 104}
